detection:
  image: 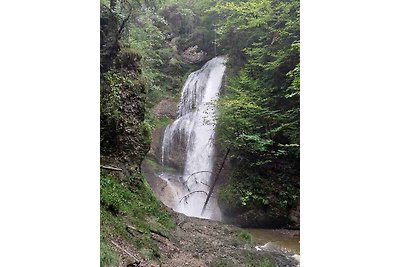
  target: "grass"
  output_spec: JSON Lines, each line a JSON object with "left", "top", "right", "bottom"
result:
{"left": 236, "top": 230, "right": 254, "bottom": 245}
{"left": 100, "top": 236, "right": 118, "bottom": 267}
{"left": 100, "top": 171, "right": 175, "bottom": 265}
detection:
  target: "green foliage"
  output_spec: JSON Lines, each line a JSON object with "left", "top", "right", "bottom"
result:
{"left": 218, "top": 183, "right": 243, "bottom": 211}
{"left": 100, "top": 172, "right": 175, "bottom": 264}
{"left": 100, "top": 172, "right": 175, "bottom": 230}
{"left": 101, "top": 1, "right": 186, "bottom": 264}
{"left": 100, "top": 237, "right": 118, "bottom": 267}
{"left": 141, "top": 120, "right": 153, "bottom": 147}
{"left": 101, "top": 71, "right": 127, "bottom": 120}
{"left": 101, "top": 0, "right": 299, "bottom": 229}
{"left": 219, "top": 169, "right": 298, "bottom": 222}
{"left": 236, "top": 230, "right": 254, "bottom": 245}
{"left": 212, "top": 0, "right": 300, "bottom": 226}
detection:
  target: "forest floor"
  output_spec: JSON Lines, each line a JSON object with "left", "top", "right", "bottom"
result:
{"left": 100, "top": 171, "right": 288, "bottom": 267}
{"left": 114, "top": 209, "right": 299, "bottom": 267}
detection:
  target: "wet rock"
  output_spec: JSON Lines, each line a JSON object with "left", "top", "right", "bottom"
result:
{"left": 153, "top": 99, "right": 178, "bottom": 120}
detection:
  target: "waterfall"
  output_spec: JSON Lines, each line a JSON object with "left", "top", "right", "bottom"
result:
{"left": 160, "top": 56, "right": 226, "bottom": 219}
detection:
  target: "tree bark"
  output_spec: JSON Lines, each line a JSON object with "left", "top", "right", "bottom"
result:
{"left": 110, "top": 0, "right": 117, "bottom": 12}
{"left": 201, "top": 148, "right": 230, "bottom": 215}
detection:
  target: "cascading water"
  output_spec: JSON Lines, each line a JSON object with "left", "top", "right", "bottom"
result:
{"left": 160, "top": 56, "right": 226, "bottom": 219}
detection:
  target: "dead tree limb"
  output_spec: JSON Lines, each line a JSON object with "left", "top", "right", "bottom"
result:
{"left": 183, "top": 171, "right": 214, "bottom": 183}
{"left": 179, "top": 190, "right": 208, "bottom": 203}
{"left": 150, "top": 229, "right": 169, "bottom": 240}
{"left": 200, "top": 181, "right": 210, "bottom": 188}
{"left": 126, "top": 224, "right": 169, "bottom": 240}
{"left": 126, "top": 225, "right": 144, "bottom": 236}
{"left": 100, "top": 165, "right": 123, "bottom": 171}
{"left": 201, "top": 148, "right": 231, "bottom": 215}
{"left": 111, "top": 240, "right": 140, "bottom": 262}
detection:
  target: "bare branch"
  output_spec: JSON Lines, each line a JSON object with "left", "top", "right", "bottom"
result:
{"left": 183, "top": 171, "right": 214, "bottom": 183}
{"left": 201, "top": 148, "right": 231, "bottom": 215}
{"left": 110, "top": 240, "right": 140, "bottom": 262}
{"left": 117, "top": 9, "right": 132, "bottom": 37}
{"left": 200, "top": 181, "right": 210, "bottom": 188}
{"left": 179, "top": 190, "right": 208, "bottom": 203}
{"left": 101, "top": 165, "right": 123, "bottom": 171}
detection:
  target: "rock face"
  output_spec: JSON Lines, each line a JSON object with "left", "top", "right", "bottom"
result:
{"left": 147, "top": 127, "right": 165, "bottom": 163}
{"left": 153, "top": 99, "right": 178, "bottom": 120}
{"left": 100, "top": 68, "right": 150, "bottom": 171}
{"left": 100, "top": 8, "right": 150, "bottom": 172}
{"left": 160, "top": 129, "right": 188, "bottom": 172}
{"left": 147, "top": 99, "right": 179, "bottom": 166}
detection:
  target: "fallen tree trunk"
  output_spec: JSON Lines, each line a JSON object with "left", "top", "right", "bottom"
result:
{"left": 100, "top": 165, "right": 123, "bottom": 171}
{"left": 201, "top": 148, "right": 230, "bottom": 216}
{"left": 126, "top": 224, "right": 169, "bottom": 240}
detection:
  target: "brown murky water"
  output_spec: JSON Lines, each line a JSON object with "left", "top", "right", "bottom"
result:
{"left": 246, "top": 228, "right": 300, "bottom": 254}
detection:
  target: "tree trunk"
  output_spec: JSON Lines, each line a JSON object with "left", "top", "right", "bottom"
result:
{"left": 110, "top": 0, "right": 117, "bottom": 12}
{"left": 201, "top": 148, "right": 230, "bottom": 215}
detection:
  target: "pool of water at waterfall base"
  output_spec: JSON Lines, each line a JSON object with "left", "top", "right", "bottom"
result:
{"left": 246, "top": 228, "right": 300, "bottom": 254}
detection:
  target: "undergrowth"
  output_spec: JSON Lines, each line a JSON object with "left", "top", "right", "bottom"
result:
{"left": 100, "top": 236, "right": 118, "bottom": 267}
{"left": 100, "top": 171, "right": 175, "bottom": 265}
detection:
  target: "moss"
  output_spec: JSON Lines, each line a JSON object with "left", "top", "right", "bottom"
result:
{"left": 156, "top": 116, "right": 172, "bottom": 128}
{"left": 146, "top": 115, "right": 173, "bottom": 132}
{"left": 100, "top": 68, "right": 149, "bottom": 158}
{"left": 144, "top": 157, "right": 176, "bottom": 174}
{"left": 100, "top": 172, "right": 175, "bottom": 265}
{"left": 236, "top": 230, "right": 254, "bottom": 245}
{"left": 141, "top": 120, "right": 152, "bottom": 148}
{"left": 145, "top": 157, "right": 159, "bottom": 171}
